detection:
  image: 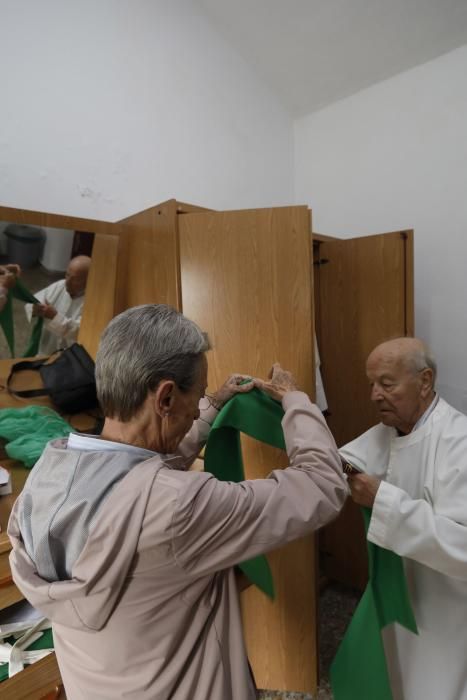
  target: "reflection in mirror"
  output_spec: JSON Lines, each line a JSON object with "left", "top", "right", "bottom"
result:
{"left": 0, "top": 221, "right": 95, "bottom": 358}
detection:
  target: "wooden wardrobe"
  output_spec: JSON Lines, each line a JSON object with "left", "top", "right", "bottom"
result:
{"left": 0, "top": 200, "right": 413, "bottom": 695}
{"left": 314, "top": 230, "right": 414, "bottom": 591}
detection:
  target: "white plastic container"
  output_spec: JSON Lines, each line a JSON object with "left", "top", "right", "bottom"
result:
{"left": 40, "top": 227, "right": 74, "bottom": 272}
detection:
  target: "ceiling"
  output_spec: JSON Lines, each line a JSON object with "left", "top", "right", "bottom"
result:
{"left": 197, "top": 0, "right": 467, "bottom": 116}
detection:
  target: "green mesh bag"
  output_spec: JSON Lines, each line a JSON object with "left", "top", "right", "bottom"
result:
{"left": 0, "top": 406, "right": 72, "bottom": 468}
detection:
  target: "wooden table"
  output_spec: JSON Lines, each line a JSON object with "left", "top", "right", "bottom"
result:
{"left": 0, "top": 357, "right": 98, "bottom": 698}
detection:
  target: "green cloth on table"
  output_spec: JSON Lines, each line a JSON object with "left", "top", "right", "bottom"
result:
{"left": 0, "top": 628, "right": 54, "bottom": 682}
{"left": 0, "top": 278, "right": 43, "bottom": 357}
{"left": 0, "top": 406, "right": 72, "bottom": 468}
{"left": 204, "top": 387, "right": 286, "bottom": 599}
{"left": 330, "top": 508, "right": 418, "bottom": 700}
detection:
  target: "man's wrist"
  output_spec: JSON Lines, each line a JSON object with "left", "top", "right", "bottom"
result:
{"left": 207, "top": 394, "right": 224, "bottom": 411}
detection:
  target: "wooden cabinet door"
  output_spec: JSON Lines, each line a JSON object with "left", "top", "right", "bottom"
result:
{"left": 179, "top": 206, "right": 317, "bottom": 694}
{"left": 115, "top": 200, "right": 182, "bottom": 313}
{"left": 315, "top": 230, "right": 414, "bottom": 589}
{"left": 78, "top": 233, "right": 120, "bottom": 359}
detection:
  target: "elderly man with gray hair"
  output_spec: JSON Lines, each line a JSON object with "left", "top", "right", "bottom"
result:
{"left": 342, "top": 337, "right": 467, "bottom": 700}
{"left": 8, "top": 303, "right": 347, "bottom": 700}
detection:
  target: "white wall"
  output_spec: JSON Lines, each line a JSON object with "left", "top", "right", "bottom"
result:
{"left": 0, "top": 0, "right": 293, "bottom": 220}
{"left": 295, "top": 45, "right": 467, "bottom": 412}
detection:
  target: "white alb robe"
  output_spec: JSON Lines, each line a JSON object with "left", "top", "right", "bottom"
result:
{"left": 314, "top": 334, "right": 328, "bottom": 412}
{"left": 340, "top": 397, "right": 467, "bottom": 700}
{"left": 25, "top": 279, "right": 84, "bottom": 355}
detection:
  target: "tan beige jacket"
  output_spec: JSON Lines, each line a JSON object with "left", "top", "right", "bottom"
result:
{"left": 8, "top": 392, "right": 347, "bottom": 699}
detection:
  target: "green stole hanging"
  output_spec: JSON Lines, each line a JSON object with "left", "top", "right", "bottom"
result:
{"left": 330, "top": 508, "right": 418, "bottom": 699}
{"left": 205, "top": 388, "right": 418, "bottom": 698}
{"left": 204, "top": 387, "right": 286, "bottom": 599}
{"left": 0, "top": 279, "right": 43, "bottom": 357}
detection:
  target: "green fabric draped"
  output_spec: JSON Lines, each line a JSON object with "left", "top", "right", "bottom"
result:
{"left": 330, "top": 508, "right": 418, "bottom": 700}
{"left": 0, "top": 406, "right": 72, "bottom": 468}
{"left": 204, "top": 388, "right": 286, "bottom": 599}
{"left": 0, "top": 279, "right": 43, "bottom": 357}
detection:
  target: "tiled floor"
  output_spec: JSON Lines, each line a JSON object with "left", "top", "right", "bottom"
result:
{"left": 316, "top": 582, "right": 360, "bottom": 699}
{"left": 259, "top": 582, "right": 360, "bottom": 699}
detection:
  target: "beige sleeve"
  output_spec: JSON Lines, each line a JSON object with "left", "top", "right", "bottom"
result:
{"left": 169, "top": 392, "right": 348, "bottom": 577}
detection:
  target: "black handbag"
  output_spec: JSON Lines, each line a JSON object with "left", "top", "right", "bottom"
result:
{"left": 7, "top": 343, "right": 98, "bottom": 414}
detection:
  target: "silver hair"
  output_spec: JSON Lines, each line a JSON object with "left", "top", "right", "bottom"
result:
{"left": 96, "top": 304, "right": 210, "bottom": 421}
{"left": 404, "top": 342, "right": 437, "bottom": 386}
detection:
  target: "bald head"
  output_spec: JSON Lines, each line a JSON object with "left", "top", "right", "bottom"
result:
{"left": 366, "top": 337, "right": 436, "bottom": 434}
{"left": 368, "top": 337, "right": 437, "bottom": 384}
{"left": 65, "top": 255, "right": 91, "bottom": 298}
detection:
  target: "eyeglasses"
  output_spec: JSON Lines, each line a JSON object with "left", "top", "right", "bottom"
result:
{"left": 199, "top": 394, "right": 223, "bottom": 411}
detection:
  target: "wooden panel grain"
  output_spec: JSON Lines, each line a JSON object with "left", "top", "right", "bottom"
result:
{"left": 115, "top": 199, "right": 181, "bottom": 312}
{"left": 179, "top": 206, "right": 316, "bottom": 694}
{"left": 0, "top": 205, "right": 114, "bottom": 236}
{"left": 78, "top": 233, "right": 119, "bottom": 359}
{"left": 0, "top": 579, "right": 24, "bottom": 609}
{"left": 403, "top": 230, "right": 415, "bottom": 335}
{"left": 316, "top": 230, "right": 414, "bottom": 589}
{"left": 180, "top": 207, "right": 314, "bottom": 389}
{"left": 316, "top": 230, "right": 412, "bottom": 447}
{"left": 0, "top": 653, "right": 62, "bottom": 700}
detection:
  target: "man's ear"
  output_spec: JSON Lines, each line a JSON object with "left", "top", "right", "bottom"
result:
{"left": 153, "top": 380, "right": 176, "bottom": 417}
{"left": 420, "top": 368, "right": 434, "bottom": 397}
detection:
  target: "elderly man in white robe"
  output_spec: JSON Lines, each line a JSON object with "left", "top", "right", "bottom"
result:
{"left": 25, "top": 255, "right": 91, "bottom": 355}
{"left": 341, "top": 336, "right": 467, "bottom": 700}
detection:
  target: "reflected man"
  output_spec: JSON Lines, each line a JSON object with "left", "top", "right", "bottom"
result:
{"left": 25, "top": 255, "right": 91, "bottom": 354}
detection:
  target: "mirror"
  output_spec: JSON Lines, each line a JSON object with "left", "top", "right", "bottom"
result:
{"left": 0, "top": 220, "right": 95, "bottom": 358}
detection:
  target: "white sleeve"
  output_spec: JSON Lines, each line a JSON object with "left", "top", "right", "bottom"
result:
{"left": 314, "top": 334, "right": 328, "bottom": 412}
{"left": 24, "top": 302, "right": 33, "bottom": 322}
{"left": 45, "top": 312, "right": 81, "bottom": 344}
{"left": 368, "top": 438, "right": 467, "bottom": 581}
{"left": 339, "top": 431, "right": 372, "bottom": 473}
{"left": 24, "top": 286, "right": 47, "bottom": 323}
{"left": 176, "top": 401, "right": 219, "bottom": 468}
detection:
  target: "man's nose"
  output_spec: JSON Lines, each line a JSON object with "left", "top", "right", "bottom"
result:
{"left": 370, "top": 384, "right": 383, "bottom": 401}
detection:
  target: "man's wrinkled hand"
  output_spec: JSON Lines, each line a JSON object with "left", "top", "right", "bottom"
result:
{"left": 210, "top": 374, "right": 255, "bottom": 408}
{"left": 348, "top": 473, "right": 380, "bottom": 508}
{"left": 32, "top": 302, "right": 57, "bottom": 320}
{"left": 254, "top": 362, "right": 298, "bottom": 401}
{"left": 4, "top": 264, "right": 21, "bottom": 277}
{"left": 0, "top": 265, "right": 18, "bottom": 291}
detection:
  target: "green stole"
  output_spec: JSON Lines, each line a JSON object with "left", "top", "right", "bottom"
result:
{"left": 199, "top": 386, "right": 419, "bottom": 699}
{"left": 0, "top": 279, "right": 43, "bottom": 357}
{"left": 204, "top": 387, "right": 286, "bottom": 598}
{"left": 330, "top": 508, "right": 418, "bottom": 699}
